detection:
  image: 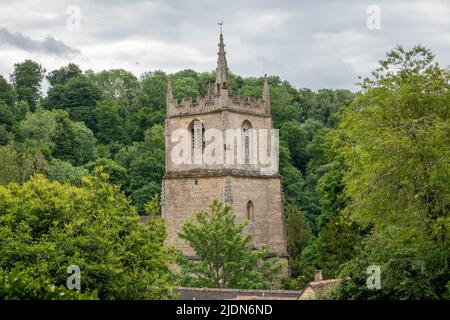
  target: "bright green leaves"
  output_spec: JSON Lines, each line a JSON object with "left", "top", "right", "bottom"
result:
{"left": 177, "top": 200, "right": 284, "bottom": 289}
{"left": 0, "top": 173, "right": 174, "bottom": 299}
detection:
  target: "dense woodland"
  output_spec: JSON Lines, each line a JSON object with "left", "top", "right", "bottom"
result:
{"left": 0, "top": 45, "right": 448, "bottom": 299}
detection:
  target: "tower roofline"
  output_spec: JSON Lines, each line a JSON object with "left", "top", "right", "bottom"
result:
{"left": 166, "top": 28, "right": 271, "bottom": 117}
{"left": 215, "top": 27, "right": 231, "bottom": 95}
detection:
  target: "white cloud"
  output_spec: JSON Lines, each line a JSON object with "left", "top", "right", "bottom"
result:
{"left": 0, "top": 0, "right": 449, "bottom": 90}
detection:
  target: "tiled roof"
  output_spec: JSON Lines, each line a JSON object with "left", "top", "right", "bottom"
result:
{"left": 298, "top": 279, "right": 339, "bottom": 299}
{"left": 175, "top": 287, "right": 300, "bottom": 300}
{"left": 309, "top": 279, "right": 339, "bottom": 288}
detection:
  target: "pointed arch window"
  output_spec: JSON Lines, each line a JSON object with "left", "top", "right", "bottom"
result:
{"left": 242, "top": 120, "right": 252, "bottom": 165}
{"left": 246, "top": 200, "right": 254, "bottom": 222}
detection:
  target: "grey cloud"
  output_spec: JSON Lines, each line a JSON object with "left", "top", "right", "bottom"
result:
{"left": 0, "top": 0, "right": 449, "bottom": 90}
{"left": 0, "top": 28, "right": 80, "bottom": 56}
{"left": 73, "top": 0, "right": 449, "bottom": 89}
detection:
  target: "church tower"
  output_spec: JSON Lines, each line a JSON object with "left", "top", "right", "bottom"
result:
{"left": 162, "top": 30, "right": 288, "bottom": 264}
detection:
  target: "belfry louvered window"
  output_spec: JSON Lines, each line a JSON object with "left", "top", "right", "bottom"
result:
{"left": 242, "top": 120, "right": 252, "bottom": 165}
{"left": 190, "top": 120, "right": 205, "bottom": 158}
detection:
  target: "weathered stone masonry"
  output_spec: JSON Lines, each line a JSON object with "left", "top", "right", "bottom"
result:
{"left": 162, "top": 31, "right": 288, "bottom": 265}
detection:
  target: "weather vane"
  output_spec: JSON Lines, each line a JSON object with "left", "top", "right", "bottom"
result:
{"left": 218, "top": 21, "right": 223, "bottom": 33}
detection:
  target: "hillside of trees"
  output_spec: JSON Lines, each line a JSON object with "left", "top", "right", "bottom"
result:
{"left": 0, "top": 45, "right": 448, "bottom": 299}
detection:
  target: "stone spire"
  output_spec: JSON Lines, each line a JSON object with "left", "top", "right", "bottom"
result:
{"left": 215, "top": 27, "right": 231, "bottom": 95}
{"left": 263, "top": 74, "right": 269, "bottom": 100}
{"left": 166, "top": 78, "right": 173, "bottom": 108}
{"left": 263, "top": 74, "right": 270, "bottom": 113}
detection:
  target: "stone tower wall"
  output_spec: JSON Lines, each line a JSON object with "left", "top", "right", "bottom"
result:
{"left": 163, "top": 175, "right": 287, "bottom": 258}
{"left": 165, "top": 111, "right": 273, "bottom": 172}
{"left": 163, "top": 176, "right": 226, "bottom": 257}
{"left": 162, "top": 31, "right": 288, "bottom": 267}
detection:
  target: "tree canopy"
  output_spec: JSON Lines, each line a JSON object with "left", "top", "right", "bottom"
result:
{"left": 0, "top": 171, "right": 174, "bottom": 299}
{"left": 177, "top": 200, "right": 284, "bottom": 289}
{"left": 0, "top": 45, "right": 447, "bottom": 299}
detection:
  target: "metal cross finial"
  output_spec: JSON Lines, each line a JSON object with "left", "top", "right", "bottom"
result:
{"left": 218, "top": 21, "right": 223, "bottom": 34}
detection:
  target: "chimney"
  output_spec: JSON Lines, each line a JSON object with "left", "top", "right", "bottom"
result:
{"left": 314, "top": 270, "right": 323, "bottom": 281}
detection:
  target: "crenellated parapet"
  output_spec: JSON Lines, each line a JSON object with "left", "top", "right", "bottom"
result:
{"left": 167, "top": 91, "right": 270, "bottom": 118}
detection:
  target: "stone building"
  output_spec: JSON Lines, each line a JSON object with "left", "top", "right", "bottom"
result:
{"left": 175, "top": 287, "right": 299, "bottom": 300}
{"left": 161, "top": 31, "right": 288, "bottom": 265}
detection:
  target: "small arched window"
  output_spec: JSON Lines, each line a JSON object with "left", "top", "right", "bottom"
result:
{"left": 189, "top": 120, "right": 205, "bottom": 160}
{"left": 246, "top": 200, "right": 254, "bottom": 222}
{"left": 242, "top": 120, "right": 252, "bottom": 165}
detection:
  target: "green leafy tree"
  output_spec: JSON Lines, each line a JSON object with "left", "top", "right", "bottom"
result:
{"left": 95, "top": 100, "right": 129, "bottom": 145}
{"left": 144, "top": 194, "right": 161, "bottom": 216}
{"left": 0, "top": 100, "right": 15, "bottom": 132}
{"left": 137, "top": 70, "right": 168, "bottom": 111}
{"left": 332, "top": 45, "right": 450, "bottom": 299}
{"left": 130, "top": 106, "right": 165, "bottom": 141}
{"left": 297, "top": 88, "right": 355, "bottom": 127}
{"left": 115, "top": 125, "right": 165, "bottom": 211}
{"left": 0, "top": 144, "right": 22, "bottom": 184}
{"left": 46, "top": 63, "right": 82, "bottom": 87}
{"left": 44, "top": 76, "right": 101, "bottom": 131}
{"left": 0, "top": 143, "right": 48, "bottom": 185}
{"left": 92, "top": 69, "right": 138, "bottom": 106}
{"left": 131, "top": 71, "right": 168, "bottom": 141}
{"left": 0, "top": 268, "right": 97, "bottom": 300}
{"left": 286, "top": 205, "right": 312, "bottom": 277}
{"left": 52, "top": 110, "right": 97, "bottom": 165}
{"left": 15, "top": 108, "right": 57, "bottom": 153}
{"left": 0, "top": 97, "right": 28, "bottom": 137}
{"left": 279, "top": 144, "right": 305, "bottom": 209}
{"left": 315, "top": 155, "right": 349, "bottom": 229}
{"left": 10, "top": 60, "right": 45, "bottom": 111}
{"left": 197, "top": 71, "right": 216, "bottom": 96}
{"left": 177, "top": 200, "right": 284, "bottom": 289}
{"left": 0, "top": 171, "right": 174, "bottom": 299}
{"left": 45, "top": 158, "right": 89, "bottom": 185}
{"left": 0, "top": 125, "right": 12, "bottom": 146}
{"left": 289, "top": 213, "right": 364, "bottom": 290}
{"left": 279, "top": 118, "right": 332, "bottom": 231}
{"left": 0, "top": 75, "right": 17, "bottom": 107}
{"left": 84, "top": 157, "right": 128, "bottom": 188}
{"left": 173, "top": 72, "right": 200, "bottom": 100}
{"left": 16, "top": 109, "right": 96, "bottom": 166}
{"left": 316, "top": 214, "right": 364, "bottom": 279}
{"left": 280, "top": 121, "right": 308, "bottom": 171}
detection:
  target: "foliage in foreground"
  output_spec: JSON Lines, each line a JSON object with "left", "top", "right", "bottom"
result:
{"left": 0, "top": 170, "right": 174, "bottom": 299}
{"left": 0, "top": 268, "right": 97, "bottom": 300}
{"left": 177, "top": 200, "right": 284, "bottom": 289}
{"left": 327, "top": 45, "right": 450, "bottom": 299}
{"left": 1, "top": 46, "right": 448, "bottom": 299}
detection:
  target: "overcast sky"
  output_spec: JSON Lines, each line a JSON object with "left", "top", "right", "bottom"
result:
{"left": 0, "top": 0, "right": 449, "bottom": 91}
